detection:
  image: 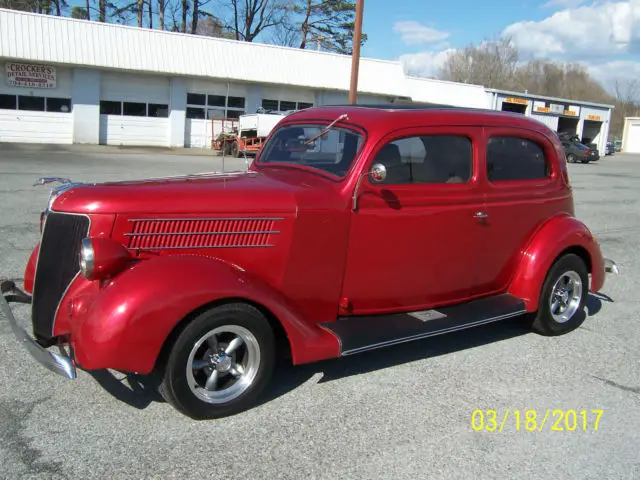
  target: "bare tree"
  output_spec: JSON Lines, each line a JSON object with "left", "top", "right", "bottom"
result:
{"left": 226, "top": 0, "right": 289, "bottom": 42}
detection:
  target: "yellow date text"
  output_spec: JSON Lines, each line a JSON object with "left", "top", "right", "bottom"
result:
{"left": 471, "top": 409, "right": 604, "bottom": 432}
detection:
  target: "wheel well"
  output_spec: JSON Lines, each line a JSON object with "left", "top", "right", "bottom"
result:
{"left": 559, "top": 245, "right": 592, "bottom": 274}
{"left": 152, "top": 297, "right": 293, "bottom": 374}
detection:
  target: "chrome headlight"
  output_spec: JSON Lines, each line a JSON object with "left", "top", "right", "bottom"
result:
{"left": 79, "top": 238, "right": 95, "bottom": 279}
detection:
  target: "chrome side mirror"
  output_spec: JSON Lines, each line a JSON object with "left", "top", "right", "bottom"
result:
{"left": 352, "top": 163, "right": 388, "bottom": 211}
{"left": 369, "top": 163, "right": 387, "bottom": 182}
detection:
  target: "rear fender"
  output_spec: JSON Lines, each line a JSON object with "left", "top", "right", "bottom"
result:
{"left": 23, "top": 243, "right": 39, "bottom": 294}
{"left": 71, "top": 255, "right": 340, "bottom": 373}
{"left": 507, "top": 214, "right": 605, "bottom": 311}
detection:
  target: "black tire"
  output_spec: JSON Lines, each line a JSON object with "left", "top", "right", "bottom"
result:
{"left": 567, "top": 154, "right": 575, "bottom": 163}
{"left": 530, "top": 253, "right": 589, "bottom": 336}
{"left": 158, "top": 303, "right": 276, "bottom": 420}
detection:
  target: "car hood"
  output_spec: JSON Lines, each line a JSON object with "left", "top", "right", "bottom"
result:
{"left": 50, "top": 170, "right": 302, "bottom": 215}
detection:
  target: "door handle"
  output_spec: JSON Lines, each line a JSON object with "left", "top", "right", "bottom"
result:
{"left": 473, "top": 211, "right": 488, "bottom": 219}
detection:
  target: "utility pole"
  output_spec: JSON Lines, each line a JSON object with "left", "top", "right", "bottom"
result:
{"left": 349, "top": 0, "right": 363, "bottom": 104}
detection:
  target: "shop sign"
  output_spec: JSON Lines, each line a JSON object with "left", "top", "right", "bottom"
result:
{"left": 504, "top": 97, "right": 528, "bottom": 105}
{"left": 5, "top": 62, "right": 56, "bottom": 89}
{"left": 536, "top": 106, "right": 551, "bottom": 113}
{"left": 587, "top": 114, "right": 601, "bottom": 121}
{"left": 563, "top": 110, "right": 577, "bottom": 116}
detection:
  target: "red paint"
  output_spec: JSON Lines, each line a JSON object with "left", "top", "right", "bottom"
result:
{"left": 70, "top": 255, "right": 340, "bottom": 373}
{"left": 23, "top": 242, "right": 39, "bottom": 294}
{"left": 83, "top": 237, "right": 133, "bottom": 281}
{"left": 30, "top": 105, "right": 608, "bottom": 374}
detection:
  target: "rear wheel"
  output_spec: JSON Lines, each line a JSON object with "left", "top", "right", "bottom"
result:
{"left": 530, "top": 253, "right": 589, "bottom": 336}
{"left": 158, "top": 303, "right": 276, "bottom": 419}
{"left": 566, "top": 154, "right": 576, "bottom": 163}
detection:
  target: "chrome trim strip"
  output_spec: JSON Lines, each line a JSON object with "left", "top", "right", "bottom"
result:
{"left": 0, "top": 287, "right": 76, "bottom": 380}
{"left": 339, "top": 310, "right": 526, "bottom": 356}
{"left": 127, "top": 217, "right": 285, "bottom": 222}
{"left": 128, "top": 244, "right": 275, "bottom": 251}
{"left": 124, "top": 230, "right": 280, "bottom": 237}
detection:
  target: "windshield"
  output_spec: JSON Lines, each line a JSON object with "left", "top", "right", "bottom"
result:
{"left": 258, "top": 122, "right": 364, "bottom": 178}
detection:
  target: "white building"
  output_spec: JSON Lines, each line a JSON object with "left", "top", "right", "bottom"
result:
{"left": 486, "top": 89, "right": 614, "bottom": 155}
{"left": 621, "top": 117, "right": 640, "bottom": 153}
{"left": 0, "top": 8, "right": 613, "bottom": 153}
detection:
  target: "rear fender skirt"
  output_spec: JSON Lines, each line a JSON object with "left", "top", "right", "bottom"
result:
{"left": 71, "top": 255, "right": 341, "bottom": 373}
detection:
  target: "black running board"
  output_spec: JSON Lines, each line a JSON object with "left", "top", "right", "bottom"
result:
{"left": 321, "top": 294, "right": 527, "bottom": 356}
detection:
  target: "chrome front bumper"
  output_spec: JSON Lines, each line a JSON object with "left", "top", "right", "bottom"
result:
{"left": 0, "top": 279, "right": 77, "bottom": 380}
{"left": 604, "top": 258, "right": 620, "bottom": 275}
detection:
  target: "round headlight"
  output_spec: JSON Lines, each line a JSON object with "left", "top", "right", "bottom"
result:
{"left": 79, "top": 238, "right": 95, "bottom": 279}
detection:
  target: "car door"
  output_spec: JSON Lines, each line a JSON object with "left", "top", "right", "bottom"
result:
{"left": 339, "top": 126, "right": 490, "bottom": 316}
{"left": 476, "top": 126, "right": 569, "bottom": 294}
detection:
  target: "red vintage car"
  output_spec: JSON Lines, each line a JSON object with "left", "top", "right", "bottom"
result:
{"left": 1, "top": 104, "right": 619, "bottom": 419}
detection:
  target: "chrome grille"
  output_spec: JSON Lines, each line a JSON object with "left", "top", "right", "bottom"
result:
{"left": 31, "top": 212, "right": 89, "bottom": 343}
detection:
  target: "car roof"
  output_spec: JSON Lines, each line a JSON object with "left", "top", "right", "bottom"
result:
{"left": 283, "top": 104, "right": 555, "bottom": 135}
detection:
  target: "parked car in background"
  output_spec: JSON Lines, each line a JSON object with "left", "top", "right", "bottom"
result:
{"left": 605, "top": 142, "right": 615, "bottom": 155}
{"left": 562, "top": 140, "right": 599, "bottom": 163}
{"left": 614, "top": 140, "right": 622, "bottom": 152}
{"left": 1, "top": 105, "right": 619, "bottom": 420}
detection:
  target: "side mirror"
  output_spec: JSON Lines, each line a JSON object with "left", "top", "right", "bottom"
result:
{"left": 352, "top": 163, "right": 388, "bottom": 211}
{"left": 369, "top": 163, "right": 387, "bottom": 182}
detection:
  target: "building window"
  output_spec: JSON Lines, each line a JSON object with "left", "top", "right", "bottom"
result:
{"left": 0, "top": 94, "right": 72, "bottom": 112}
{"left": 186, "top": 92, "right": 246, "bottom": 119}
{"left": 123, "top": 102, "right": 147, "bottom": 116}
{"left": 261, "top": 99, "right": 314, "bottom": 112}
{"left": 373, "top": 135, "right": 473, "bottom": 184}
{"left": 18, "top": 96, "right": 46, "bottom": 111}
{"left": 486, "top": 136, "right": 550, "bottom": 182}
{"left": 0, "top": 94, "right": 17, "bottom": 110}
{"left": 100, "top": 100, "right": 169, "bottom": 117}
{"left": 46, "top": 97, "right": 72, "bottom": 112}
{"left": 148, "top": 104, "right": 169, "bottom": 117}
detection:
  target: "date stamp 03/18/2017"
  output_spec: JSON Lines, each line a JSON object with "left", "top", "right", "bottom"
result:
{"left": 471, "top": 409, "right": 604, "bottom": 433}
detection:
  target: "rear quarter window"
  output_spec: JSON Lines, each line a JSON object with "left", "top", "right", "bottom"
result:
{"left": 487, "top": 136, "right": 550, "bottom": 182}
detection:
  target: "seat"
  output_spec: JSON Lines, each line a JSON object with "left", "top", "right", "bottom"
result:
{"left": 373, "top": 143, "right": 408, "bottom": 184}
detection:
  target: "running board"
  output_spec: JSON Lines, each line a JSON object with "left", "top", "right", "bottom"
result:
{"left": 321, "top": 294, "right": 527, "bottom": 356}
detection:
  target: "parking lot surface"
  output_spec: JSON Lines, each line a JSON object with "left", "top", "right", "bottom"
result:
{"left": 1, "top": 145, "right": 639, "bottom": 479}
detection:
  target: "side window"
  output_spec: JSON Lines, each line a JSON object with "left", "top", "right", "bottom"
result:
{"left": 373, "top": 135, "right": 473, "bottom": 184}
{"left": 487, "top": 136, "right": 550, "bottom": 181}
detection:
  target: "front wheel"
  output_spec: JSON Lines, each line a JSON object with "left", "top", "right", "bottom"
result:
{"left": 530, "top": 253, "right": 589, "bottom": 336}
{"left": 158, "top": 303, "right": 276, "bottom": 420}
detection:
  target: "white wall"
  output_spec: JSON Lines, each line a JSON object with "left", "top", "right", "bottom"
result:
{"left": 72, "top": 68, "right": 100, "bottom": 144}
{"left": 622, "top": 118, "right": 640, "bottom": 153}
{"left": 408, "top": 77, "right": 490, "bottom": 109}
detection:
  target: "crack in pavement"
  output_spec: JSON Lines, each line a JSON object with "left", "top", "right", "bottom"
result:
{"left": 592, "top": 376, "right": 640, "bottom": 396}
{"left": 0, "top": 397, "right": 69, "bottom": 479}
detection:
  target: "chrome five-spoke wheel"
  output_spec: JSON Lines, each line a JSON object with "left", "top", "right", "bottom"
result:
{"left": 159, "top": 303, "right": 276, "bottom": 420}
{"left": 187, "top": 325, "right": 261, "bottom": 404}
{"left": 549, "top": 271, "right": 583, "bottom": 323}
{"left": 532, "top": 253, "right": 589, "bottom": 336}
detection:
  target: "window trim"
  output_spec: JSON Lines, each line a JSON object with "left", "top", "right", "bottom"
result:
{"left": 260, "top": 98, "right": 314, "bottom": 113}
{"left": 362, "top": 126, "right": 482, "bottom": 192}
{"left": 99, "top": 100, "right": 170, "bottom": 117}
{"left": 483, "top": 127, "right": 557, "bottom": 189}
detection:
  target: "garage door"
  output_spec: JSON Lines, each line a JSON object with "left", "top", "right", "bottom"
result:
{"left": 99, "top": 72, "right": 170, "bottom": 146}
{"left": 0, "top": 94, "right": 73, "bottom": 144}
{"left": 0, "top": 109, "right": 72, "bottom": 144}
{"left": 531, "top": 114, "right": 559, "bottom": 131}
{"left": 627, "top": 123, "right": 640, "bottom": 153}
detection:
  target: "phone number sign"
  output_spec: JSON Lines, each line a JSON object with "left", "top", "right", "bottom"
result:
{"left": 6, "top": 62, "right": 56, "bottom": 89}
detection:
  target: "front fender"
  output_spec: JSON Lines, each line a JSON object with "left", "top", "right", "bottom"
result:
{"left": 71, "top": 255, "right": 340, "bottom": 373}
{"left": 507, "top": 214, "right": 605, "bottom": 311}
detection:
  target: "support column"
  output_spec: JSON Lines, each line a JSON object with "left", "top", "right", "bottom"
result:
{"left": 168, "top": 77, "right": 187, "bottom": 147}
{"left": 71, "top": 68, "right": 101, "bottom": 144}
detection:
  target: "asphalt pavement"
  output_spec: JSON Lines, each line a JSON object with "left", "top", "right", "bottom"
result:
{"left": 0, "top": 144, "right": 638, "bottom": 479}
